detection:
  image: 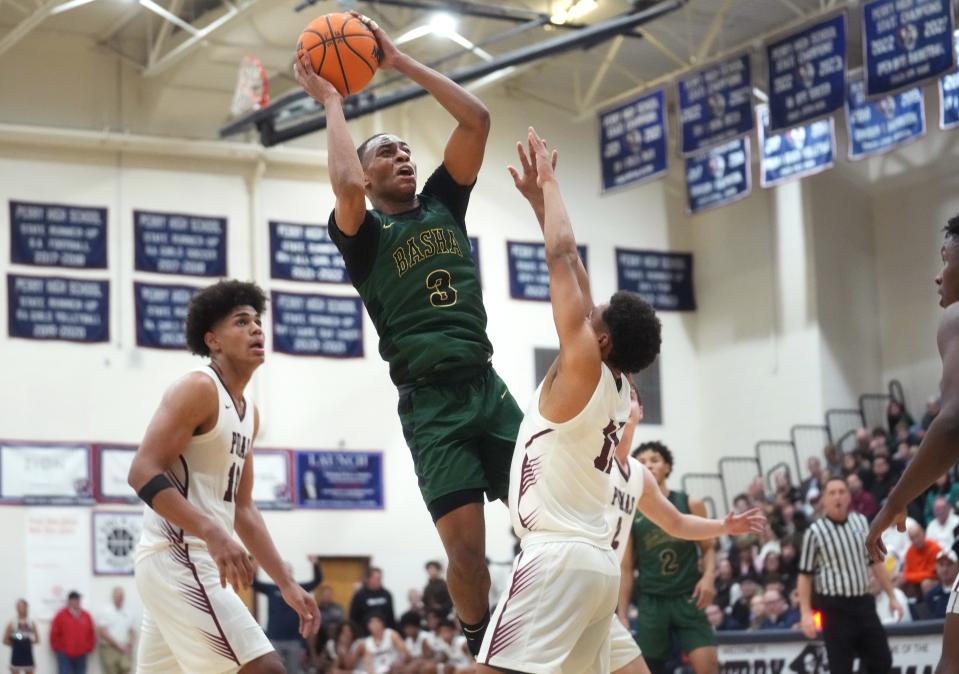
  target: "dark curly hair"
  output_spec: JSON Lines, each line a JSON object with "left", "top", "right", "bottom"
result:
{"left": 602, "top": 290, "right": 661, "bottom": 374}
{"left": 633, "top": 441, "right": 673, "bottom": 471}
{"left": 946, "top": 213, "right": 959, "bottom": 243}
{"left": 185, "top": 280, "right": 267, "bottom": 357}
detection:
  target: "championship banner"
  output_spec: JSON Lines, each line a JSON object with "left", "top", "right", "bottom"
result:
{"left": 717, "top": 624, "right": 942, "bottom": 673}
{"left": 862, "top": 0, "right": 955, "bottom": 97}
{"left": 677, "top": 53, "right": 753, "bottom": 155}
{"left": 757, "top": 105, "right": 836, "bottom": 188}
{"left": 0, "top": 443, "right": 94, "bottom": 505}
{"left": 9, "top": 200, "right": 107, "bottom": 269}
{"left": 295, "top": 450, "right": 384, "bottom": 509}
{"left": 599, "top": 88, "right": 668, "bottom": 190}
{"left": 846, "top": 79, "right": 926, "bottom": 160}
{"left": 615, "top": 249, "right": 695, "bottom": 312}
{"left": 92, "top": 511, "right": 142, "bottom": 576}
{"left": 252, "top": 449, "right": 294, "bottom": 510}
{"left": 271, "top": 290, "right": 363, "bottom": 358}
{"left": 939, "top": 35, "right": 959, "bottom": 128}
{"left": 25, "top": 508, "right": 89, "bottom": 620}
{"left": 134, "top": 282, "right": 199, "bottom": 350}
{"left": 134, "top": 210, "right": 227, "bottom": 276}
{"left": 95, "top": 445, "right": 137, "bottom": 503}
{"left": 269, "top": 221, "right": 349, "bottom": 284}
{"left": 766, "top": 13, "right": 847, "bottom": 131}
{"left": 507, "top": 241, "right": 588, "bottom": 302}
{"left": 685, "top": 137, "right": 752, "bottom": 215}
{"left": 8, "top": 274, "right": 109, "bottom": 343}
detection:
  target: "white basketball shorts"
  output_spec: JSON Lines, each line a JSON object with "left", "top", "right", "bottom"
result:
{"left": 478, "top": 540, "right": 620, "bottom": 674}
{"left": 135, "top": 544, "right": 273, "bottom": 673}
{"left": 609, "top": 614, "right": 642, "bottom": 671}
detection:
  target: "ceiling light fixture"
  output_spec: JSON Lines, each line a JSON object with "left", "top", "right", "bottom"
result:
{"left": 51, "top": 0, "right": 98, "bottom": 15}
{"left": 551, "top": 0, "right": 599, "bottom": 25}
{"left": 429, "top": 13, "right": 457, "bottom": 37}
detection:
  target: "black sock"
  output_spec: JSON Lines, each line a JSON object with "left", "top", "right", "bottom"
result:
{"left": 459, "top": 609, "right": 491, "bottom": 657}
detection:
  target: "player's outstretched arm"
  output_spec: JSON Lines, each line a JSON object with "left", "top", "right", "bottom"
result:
{"left": 867, "top": 303, "right": 959, "bottom": 560}
{"left": 128, "top": 373, "right": 254, "bottom": 591}
{"left": 527, "top": 127, "right": 601, "bottom": 421}
{"left": 292, "top": 51, "right": 367, "bottom": 235}
{"left": 509, "top": 138, "right": 594, "bottom": 318}
{"left": 234, "top": 407, "right": 321, "bottom": 639}
{"left": 636, "top": 466, "right": 766, "bottom": 540}
{"left": 353, "top": 11, "right": 490, "bottom": 185}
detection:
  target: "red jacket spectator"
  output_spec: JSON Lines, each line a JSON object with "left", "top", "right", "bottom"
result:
{"left": 903, "top": 530, "right": 942, "bottom": 585}
{"left": 50, "top": 602, "right": 95, "bottom": 658}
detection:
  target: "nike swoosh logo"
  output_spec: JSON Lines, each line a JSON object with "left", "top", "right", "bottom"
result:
{"left": 225, "top": 404, "right": 232, "bottom": 409}
{"left": 500, "top": 390, "right": 508, "bottom": 399}
{"left": 382, "top": 221, "right": 393, "bottom": 229}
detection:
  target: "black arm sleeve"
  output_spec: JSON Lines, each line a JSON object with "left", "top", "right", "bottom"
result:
{"left": 421, "top": 163, "right": 475, "bottom": 233}
{"left": 328, "top": 210, "right": 381, "bottom": 286}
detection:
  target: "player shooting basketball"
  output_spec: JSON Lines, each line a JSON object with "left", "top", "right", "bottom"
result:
{"left": 293, "top": 12, "right": 522, "bottom": 655}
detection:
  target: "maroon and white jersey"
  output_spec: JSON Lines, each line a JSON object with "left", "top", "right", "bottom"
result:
{"left": 510, "top": 363, "right": 631, "bottom": 548}
{"left": 136, "top": 366, "right": 253, "bottom": 560}
{"left": 606, "top": 455, "right": 644, "bottom": 562}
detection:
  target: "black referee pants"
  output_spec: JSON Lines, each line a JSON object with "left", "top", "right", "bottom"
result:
{"left": 816, "top": 595, "right": 892, "bottom": 674}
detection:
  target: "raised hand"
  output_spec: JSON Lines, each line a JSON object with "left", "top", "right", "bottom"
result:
{"left": 349, "top": 10, "right": 401, "bottom": 69}
{"left": 508, "top": 131, "right": 558, "bottom": 204}
{"left": 292, "top": 49, "right": 341, "bottom": 105}
{"left": 866, "top": 506, "right": 907, "bottom": 563}
{"left": 525, "top": 127, "right": 558, "bottom": 187}
{"left": 722, "top": 507, "right": 766, "bottom": 536}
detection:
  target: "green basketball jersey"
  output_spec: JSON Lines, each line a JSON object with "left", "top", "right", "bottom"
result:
{"left": 329, "top": 165, "right": 492, "bottom": 386}
{"left": 632, "top": 490, "right": 702, "bottom": 597}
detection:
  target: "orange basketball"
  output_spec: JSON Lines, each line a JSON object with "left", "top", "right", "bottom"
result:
{"left": 297, "top": 12, "right": 380, "bottom": 97}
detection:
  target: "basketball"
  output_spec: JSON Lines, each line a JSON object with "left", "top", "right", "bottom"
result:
{"left": 297, "top": 12, "right": 380, "bottom": 97}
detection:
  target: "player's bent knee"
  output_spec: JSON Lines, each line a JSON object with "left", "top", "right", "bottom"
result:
{"left": 239, "top": 651, "right": 286, "bottom": 674}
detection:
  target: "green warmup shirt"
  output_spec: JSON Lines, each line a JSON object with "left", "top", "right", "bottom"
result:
{"left": 329, "top": 164, "right": 492, "bottom": 386}
{"left": 632, "top": 490, "right": 702, "bottom": 596}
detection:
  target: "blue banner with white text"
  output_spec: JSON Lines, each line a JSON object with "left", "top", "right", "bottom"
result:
{"left": 766, "top": 13, "right": 846, "bottom": 131}
{"left": 271, "top": 290, "right": 363, "bottom": 358}
{"left": 507, "top": 241, "right": 588, "bottom": 302}
{"left": 862, "top": 0, "right": 955, "bottom": 96}
{"left": 134, "top": 282, "right": 199, "bottom": 350}
{"left": 9, "top": 200, "right": 107, "bottom": 269}
{"left": 846, "top": 79, "right": 925, "bottom": 160}
{"left": 939, "top": 35, "right": 959, "bottom": 128}
{"left": 685, "top": 137, "right": 752, "bottom": 215}
{"left": 758, "top": 106, "right": 835, "bottom": 188}
{"left": 296, "top": 450, "right": 384, "bottom": 509}
{"left": 8, "top": 274, "right": 109, "bottom": 343}
{"left": 134, "top": 210, "right": 227, "bottom": 277}
{"left": 616, "top": 249, "right": 695, "bottom": 312}
{"left": 677, "top": 53, "right": 753, "bottom": 155}
{"left": 269, "top": 221, "right": 349, "bottom": 284}
{"left": 599, "top": 89, "right": 668, "bottom": 190}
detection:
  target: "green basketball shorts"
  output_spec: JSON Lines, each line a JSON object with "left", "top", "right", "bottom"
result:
{"left": 634, "top": 593, "right": 717, "bottom": 661}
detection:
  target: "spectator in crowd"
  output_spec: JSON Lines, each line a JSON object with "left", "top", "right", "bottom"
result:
{"left": 731, "top": 544, "right": 761, "bottom": 584}
{"left": 326, "top": 621, "right": 363, "bottom": 674}
{"left": 924, "top": 475, "right": 959, "bottom": 524}
{"left": 823, "top": 445, "right": 842, "bottom": 477}
{"left": 853, "top": 428, "right": 872, "bottom": 457}
{"left": 926, "top": 550, "right": 959, "bottom": 619}
{"left": 399, "top": 611, "right": 433, "bottom": 666}
{"left": 869, "top": 456, "right": 897, "bottom": 504}
{"left": 729, "top": 578, "right": 760, "bottom": 628}
{"left": 925, "top": 496, "right": 959, "bottom": 552}
{"left": 426, "top": 620, "right": 473, "bottom": 674}
{"left": 869, "top": 573, "right": 911, "bottom": 625}
{"left": 407, "top": 590, "right": 424, "bottom": 617}
{"left": 350, "top": 568, "right": 396, "bottom": 635}
{"left": 847, "top": 473, "right": 879, "bottom": 520}
{"left": 732, "top": 494, "right": 751, "bottom": 515}
{"left": 318, "top": 585, "right": 346, "bottom": 642}
{"left": 759, "top": 588, "right": 799, "bottom": 630}
{"left": 705, "top": 604, "right": 741, "bottom": 632}
{"left": 921, "top": 396, "right": 941, "bottom": 431}
{"left": 96, "top": 587, "right": 136, "bottom": 674}
{"left": 713, "top": 559, "right": 736, "bottom": 609}
{"left": 780, "top": 541, "right": 800, "bottom": 588}
{"left": 3, "top": 599, "right": 38, "bottom": 674}
{"left": 50, "top": 591, "right": 95, "bottom": 674}
{"left": 800, "top": 457, "right": 826, "bottom": 505}
{"left": 887, "top": 400, "right": 915, "bottom": 436}
{"left": 421, "top": 561, "right": 452, "bottom": 619}
{"left": 747, "top": 594, "right": 766, "bottom": 631}
{"left": 252, "top": 555, "right": 323, "bottom": 673}
{"left": 901, "top": 523, "right": 942, "bottom": 598}
{"left": 759, "top": 551, "right": 786, "bottom": 588}
{"left": 842, "top": 453, "right": 872, "bottom": 492}
{"left": 360, "top": 615, "right": 407, "bottom": 674}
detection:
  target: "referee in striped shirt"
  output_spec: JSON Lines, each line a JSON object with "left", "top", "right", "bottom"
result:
{"left": 798, "top": 476, "right": 903, "bottom": 674}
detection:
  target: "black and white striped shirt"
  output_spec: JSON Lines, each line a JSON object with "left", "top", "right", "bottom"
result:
{"left": 799, "top": 511, "right": 872, "bottom": 597}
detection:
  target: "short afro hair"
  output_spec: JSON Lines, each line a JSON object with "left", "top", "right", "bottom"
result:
{"left": 602, "top": 290, "right": 661, "bottom": 374}
{"left": 633, "top": 440, "right": 673, "bottom": 468}
{"left": 946, "top": 213, "right": 959, "bottom": 243}
{"left": 185, "top": 280, "right": 267, "bottom": 357}
{"left": 357, "top": 133, "right": 389, "bottom": 165}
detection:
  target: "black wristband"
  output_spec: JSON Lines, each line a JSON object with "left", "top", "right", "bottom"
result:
{"left": 137, "top": 473, "right": 173, "bottom": 508}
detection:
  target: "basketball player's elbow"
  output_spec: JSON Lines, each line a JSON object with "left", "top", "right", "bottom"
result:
{"left": 544, "top": 240, "right": 578, "bottom": 268}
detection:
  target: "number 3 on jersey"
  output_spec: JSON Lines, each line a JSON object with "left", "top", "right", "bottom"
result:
{"left": 426, "top": 269, "right": 457, "bottom": 307}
